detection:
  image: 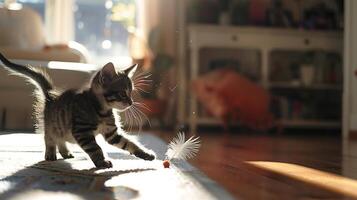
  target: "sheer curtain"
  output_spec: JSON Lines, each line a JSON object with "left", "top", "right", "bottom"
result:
{"left": 138, "top": 0, "right": 178, "bottom": 126}
{"left": 137, "top": 0, "right": 177, "bottom": 58}
{"left": 45, "top": 0, "right": 74, "bottom": 45}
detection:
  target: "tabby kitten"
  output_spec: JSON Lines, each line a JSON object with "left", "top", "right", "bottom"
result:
{"left": 0, "top": 53, "right": 155, "bottom": 168}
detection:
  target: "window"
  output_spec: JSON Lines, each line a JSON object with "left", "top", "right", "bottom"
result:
{"left": 74, "top": 0, "right": 138, "bottom": 65}
{"left": 1, "top": 0, "right": 138, "bottom": 65}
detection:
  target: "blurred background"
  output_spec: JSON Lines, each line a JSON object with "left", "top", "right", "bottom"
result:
{"left": 0, "top": 0, "right": 347, "bottom": 135}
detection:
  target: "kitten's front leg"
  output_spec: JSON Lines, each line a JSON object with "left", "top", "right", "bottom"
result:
{"left": 103, "top": 127, "right": 156, "bottom": 160}
{"left": 72, "top": 131, "right": 112, "bottom": 168}
{"left": 44, "top": 134, "right": 57, "bottom": 161}
{"left": 58, "top": 141, "right": 74, "bottom": 159}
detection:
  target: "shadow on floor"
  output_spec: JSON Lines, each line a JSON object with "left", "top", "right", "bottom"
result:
{"left": 0, "top": 158, "right": 155, "bottom": 200}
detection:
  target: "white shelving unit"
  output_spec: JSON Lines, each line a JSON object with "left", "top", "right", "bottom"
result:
{"left": 269, "top": 82, "right": 342, "bottom": 91}
{"left": 187, "top": 24, "right": 343, "bottom": 133}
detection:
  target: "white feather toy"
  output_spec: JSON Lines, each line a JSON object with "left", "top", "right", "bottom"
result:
{"left": 163, "top": 132, "right": 201, "bottom": 168}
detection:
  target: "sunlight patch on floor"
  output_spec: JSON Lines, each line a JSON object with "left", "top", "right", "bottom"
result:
{"left": 9, "top": 190, "right": 85, "bottom": 200}
{"left": 104, "top": 168, "right": 215, "bottom": 200}
{"left": 246, "top": 161, "right": 357, "bottom": 198}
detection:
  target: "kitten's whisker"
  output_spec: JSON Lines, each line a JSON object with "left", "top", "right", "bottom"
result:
{"left": 132, "top": 103, "right": 151, "bottom": 126}
{"left": 134, "top": 76, "right": 152, "bottom": 83}
{"left": 133, "top": 84, "right": 150, "bottom": 93}
{"left": 134, "top": 85, "right": 151, "bottom": 90}
{"left": 123, "top": 110, "right": 131, "bottom": 132}
{"left": 133, "top": 72, "right": 152, "bottom": 80}
{"left": 134, "top": 80, "right": 152, "bottom": 84}
{"left": 133, "top": 104, "right": 147, "bottom": 111}
{"left": 127, "top": 108, "right": 134, "bottom": 133}
{"left": 130, "top": 108, "right": 139, "bottom": 132}
{"left": 134, "top": 82, "right": 152, "bottom": 88}
{"left": 131, "top": 106, "right": 143, "bottom": 133}
{"left": 133, "top": 105, "right": 151, "bottom": 128}
{"left": 124, "top": 108, "right": 135, "bottom": 133}
{"left": 134, "top": 80, "right": 151, "bottom": 86}
{"left": 133, "top": 73, "right": 152, "bottom": 84}
{"left": 134, "top": 87, "right": 150, "bottom": 93}
{"left": 134, "top": 83, "right": 151, "bottom": 88}
{"left": 135, "top": 77, "right": 152, "bottom": 81}
{"left": 134, "top": 102, "right": 151, "bottom": 112}
{"left": 133, "top": 72, "right": 153, "bottom": 94}
{"left": 134, "top": 81, "right": 152, "bottom": 85}
{"left": 123, "top": 110, "right": 128, "bottom": 125}
{"left": 133, "top": 70, "right": 148, "bottom": 77}
{"left": 132, "top": 90, "right": 140, "bottom": 95}
{"left": 130, "top": 106, "right": 140, "bottom": 132}
{"left": 131, "top": 106, "right": 143, "bottom": 132}
{"left": 129, "top": 108, "right": 137, "bottom": 132}
{"left": 134, "top": 76, "right": 151, "bottom": 83}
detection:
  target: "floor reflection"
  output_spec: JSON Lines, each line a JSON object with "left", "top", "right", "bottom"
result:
{"left": 248, "top": 161, "right": 357, "bottom": 199}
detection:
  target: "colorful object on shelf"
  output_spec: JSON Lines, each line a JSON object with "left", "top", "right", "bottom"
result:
{"left": 266, "top": 0, "right": 294, "bottom": 27}
{"left": 249, "top": 0, "right": 269, "bottom": 25}
{"left": 163, "top": 132, "right": 201, "bottom": 168}
{"left": 302, "top": 3, "right": 338, "bottom": 30}
{"left": 192, "top": 69, "right": 273, "bottom": 130}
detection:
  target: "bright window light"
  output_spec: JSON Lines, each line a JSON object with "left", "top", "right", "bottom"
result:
{"left": 101, "top": 39, "right": 112, "bottom": 50}
{"left": 7, "top": 2, "right": 22, "bottom": 10}
{"left": 74, "top": 0, "right": 139, "bottom": 66}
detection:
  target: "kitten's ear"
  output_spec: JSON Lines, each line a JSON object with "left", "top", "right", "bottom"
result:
{"left": 124, "top": 64, "right": 138, "bottom": 78}
{"left": 100, "top": 62, "right": 116, "bottom": 84}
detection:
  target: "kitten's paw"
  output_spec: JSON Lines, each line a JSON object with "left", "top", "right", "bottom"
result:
{"left": 45, "top": 153, "right": 57, "bottom": 161}
{"left": 62, "top": 153, "right": 74, "bottom": 159}
{"left": 134, "top": 150, "right": 156, "bottom": 161}
{"left": 95, "top": 160, "right": 113, "bottom": 169}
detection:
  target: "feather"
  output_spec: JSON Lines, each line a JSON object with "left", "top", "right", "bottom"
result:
{"left": 165, "top": 132, "right": 201, "bottom": 161}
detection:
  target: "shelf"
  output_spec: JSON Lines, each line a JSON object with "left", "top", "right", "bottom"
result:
{"left": 197, "top": 118, "right": 222, "bottom": 125}
{"left": 189, "top": 24, "right": 343, "bottom": 38}
{"left": 269, "top": 82, "right": 342, "bottom": 91}
{"left": 196, "top": 117, "right": 340, "bottom": 128}
{"left": 197, "top": 117, "right": 241, "bottom": 126}
{"left": 278, "top": 119, "right": 341, "bottom": 128}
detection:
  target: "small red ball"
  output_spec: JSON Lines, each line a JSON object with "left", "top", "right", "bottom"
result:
{"left": 163, "top": 160, "right": 170, "bottom": 168}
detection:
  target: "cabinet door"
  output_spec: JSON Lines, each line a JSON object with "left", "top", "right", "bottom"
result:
{"left": 269, "top": 50, "right": 342, "bottom": 127}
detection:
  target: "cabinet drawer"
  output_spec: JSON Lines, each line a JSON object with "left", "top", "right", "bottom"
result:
{"left": 189, "top": 26, "right": 342, "bottom": 51}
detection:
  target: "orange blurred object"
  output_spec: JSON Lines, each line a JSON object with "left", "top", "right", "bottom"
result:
{"left": 192, "top": 69, "right": 273, "bottom": 130}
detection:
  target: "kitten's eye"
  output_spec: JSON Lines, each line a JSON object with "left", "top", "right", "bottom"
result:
{"left": 118, "top": 92, "right": 126, "bottom": 98}
{"left": 106, "top": 95, "right": 116, "bottom": 102}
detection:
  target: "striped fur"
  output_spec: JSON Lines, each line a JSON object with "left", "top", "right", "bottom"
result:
{"left": 0, "top": 54, "right": 155, "bottom": 168}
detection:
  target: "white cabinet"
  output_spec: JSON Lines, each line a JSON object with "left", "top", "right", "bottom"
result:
{"left": 187, "top": 25, "right": 343, "bottom": 133}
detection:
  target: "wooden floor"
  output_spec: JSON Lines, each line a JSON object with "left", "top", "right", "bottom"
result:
{"left": 154, "top": 131, "right": 357, "bottom": 200}
{"left": 0, "top": 133, "right": 233, "bottom": 200}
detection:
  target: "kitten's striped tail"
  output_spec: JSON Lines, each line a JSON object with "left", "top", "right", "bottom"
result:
{"left": 0, "top": 53, "right": 54, "bottom": 100}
